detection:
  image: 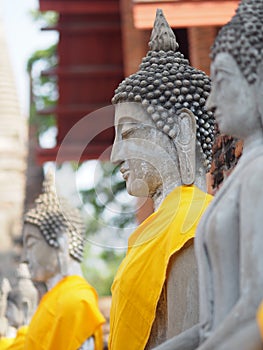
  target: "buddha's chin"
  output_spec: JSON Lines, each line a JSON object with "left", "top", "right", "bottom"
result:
{"left": 29, "top": 271, "right": 41, "bottom": 283}
{"left": 127, "top": 179, "right": 149, "bottom": 197}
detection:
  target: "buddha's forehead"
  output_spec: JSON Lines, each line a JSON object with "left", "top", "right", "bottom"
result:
{"left": 211, "top": 52, "right": 238, "bottom": 77}
{"left": 23, "top": 222, "right": 42, "bottom": 239}
{"left": 114, "top": 102, "right": 155, "bottom": 128}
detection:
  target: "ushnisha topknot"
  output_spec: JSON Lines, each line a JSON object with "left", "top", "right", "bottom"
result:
{"left": 211, "top": 0, "right": 263, "bottom": 84}
{"left": 112, "top": 9, "right": 215, "bottom": 170}
{"left": 24, "top": 169, "right": 85, "bottom": 262}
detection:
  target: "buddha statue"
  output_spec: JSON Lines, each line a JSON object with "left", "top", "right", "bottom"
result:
{"left": 108, "top": 9, "right": 214, "bottom": 350}
{"left": 5, "top": 290, "right": 23, "bottom": 337}
{"left": 15, "top": 263, "right": 38, "bottom": 326}
{"left": 0, "top": 277, "right": 14, "bottom": 349}
{"left": 5, "top": 263, "right": 38, "bottom": 331}
{"left": 0, "top": 277, "right": 11, "bottom": 337}
{"left": 0, "top": 263, "right": 38, "bottom": 350}
{"left": 22, "top": 170, "right": 105, "bottom": 350}
{"left": 154, "top": 1, "right": 263, "bottom": 349}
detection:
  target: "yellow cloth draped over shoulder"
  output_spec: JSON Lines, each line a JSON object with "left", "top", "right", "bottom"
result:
{"left": 6, "top": 326, "right": 28, "bottom": 350}
{"left": 109, "top": 185, "right": 213, "bottom": 350}
{"left": 257, "top": 301, "right": 263, "bottom": 340}
{"left": 25, "top": 275, "right": 105, "bottom": 350}
{"left": 0, "top": 337, "right": 14, "bottom": 350}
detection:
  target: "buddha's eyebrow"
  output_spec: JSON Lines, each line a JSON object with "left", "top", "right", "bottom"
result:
{"left": 214, "top": 65, "right": 233, "bottom": 76}
{"left": 211, "top": 66, "right": 232, "bottom": 81}
{"left": 115, "top": 117, "right": 135, "bottom": 128}
{"left": 120, "top": 124, "right": 149, "bottom": 137}
{"left": 117, "top": 117, "right": 152, "bottom": 129}
{"left": 117, "top": 117, "right": 136, "bottom": 125}
{"left": 25, "top": 233, "right": 41, "bottom": 239}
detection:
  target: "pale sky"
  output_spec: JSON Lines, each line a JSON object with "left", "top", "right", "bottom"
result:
{"left": 1, "top": 0, "right": 58, "bottom": 115}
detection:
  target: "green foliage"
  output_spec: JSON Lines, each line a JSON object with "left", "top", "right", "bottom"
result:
{"left": 27, "top": 44, "right": 57, "bottom": 73}
{"left": 77, "top": 160, "right": 137, "bottom": 295}
{"left": 27, "top": 9, "right": 58, "bottom": 136}
{"left": 28, "top": 10, "right": 137, "bottom": 296}
{"left": 82, "top": 244, "right": 125, "bottom": 296}
{"left": 29, "top": 9, "right": 58, "bottom": 27}
{"left": 28, "top": 44, "right": 58, "bottom": 135}
{"left": 79, "top": 161, "right": 136, "bottom": 238}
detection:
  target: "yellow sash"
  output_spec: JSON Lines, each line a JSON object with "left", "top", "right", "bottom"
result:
{"left": 25, "top": 275, "right": 105, "bottom": 350}
{"left": 257, "top": 301, "right": 263, "bottom": 340}
{"left": 109, "top": 185, "right": 212, "bottom": 350}
{"left": 0, "top": 337, "right": 14, "bottom": 350}
{"left": 7, "top": 326, "right": 28, "bottom": 350}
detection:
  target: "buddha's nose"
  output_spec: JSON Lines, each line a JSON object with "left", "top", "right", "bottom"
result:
{"left": 205, "top": 89, "right": 216, "bottom": 113}
{"left": 110, "top": 138, "right": 123, "bottom": 165}
{"left": 20, "top": 246, "right": 28, "bottom": 264}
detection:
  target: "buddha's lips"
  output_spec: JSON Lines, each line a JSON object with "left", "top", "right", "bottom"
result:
{"left": 120, "top": 165, "right": 130, "bottom": 180}
{"left": 215, "top": 112, "right": 222, "bottom": 124}
{"left": 121, "top": 170, "right": 130, "bottom": 180}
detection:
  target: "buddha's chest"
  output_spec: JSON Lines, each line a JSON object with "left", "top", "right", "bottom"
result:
{"left": 204, "top": 186, "right": 240, "bottom": 257}
{"left": 197, "top": 181, "right": 241, "bottom": 326}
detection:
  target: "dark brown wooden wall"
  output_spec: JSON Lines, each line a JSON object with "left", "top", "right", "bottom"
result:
{"left": 37, "top": 0, "right": 124, "bottom": 163}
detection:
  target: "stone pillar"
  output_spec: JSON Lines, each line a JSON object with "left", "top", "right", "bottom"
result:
{"left": 0, "top": 9, "right": 27, "bottom": 252}
{"left": 188, "top": 26, "right": 217, "bottom": 75}
{"left": 120, "top": 0, "right": 150, "bottom": 76}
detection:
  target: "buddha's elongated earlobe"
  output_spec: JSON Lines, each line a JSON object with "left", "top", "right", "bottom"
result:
{"left": 256, "top": 62, "right": 263, "bottom": 126}
{"left": 57, "top": 236, "right": 69, "bottom": 277}
{"left": 174, "top": 108, "right": 196, "bottom": 185}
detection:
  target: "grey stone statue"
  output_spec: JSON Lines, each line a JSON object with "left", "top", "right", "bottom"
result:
{"left": 23, "top": 170, "right": 105, "bottom": 350}
{"left": 109, "top": 9, "right": 214, "bottom": 350}
{"left": 154, "top": 1, "right": 263, "bottom": 349}
{"left": 0, "top": 277, "right": 11, "bottom": 337}
{"left": 5, "top": 263, "right": 38, "bottom": 330}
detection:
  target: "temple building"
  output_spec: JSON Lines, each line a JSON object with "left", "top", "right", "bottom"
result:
{"left": 35, "top": 0, "right": 238, "bottom": 164}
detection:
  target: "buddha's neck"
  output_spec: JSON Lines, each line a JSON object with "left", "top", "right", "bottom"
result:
{"left": 46, "top": 273, "right": 64, "bottom": 291}
{"left": 152, "top": 180, "right": 181, "bottom": 211}
{"left": 152, "top": 156, "right": 207, "bottom": 211}
{"left": 193, "top": 152, "right": 207, "bottom": 193}
{"left": 46, "top": 261, "right": 83, "bottom": 291}
{"left": 243, "top": 129, "right": 263, "bottom": 155}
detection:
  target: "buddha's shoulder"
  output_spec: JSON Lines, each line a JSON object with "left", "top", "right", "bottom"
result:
{"left": 57, "top": 279, "right": 96, "bottom": 311}
{"left": 240, "top": 153, "right": 263, "bottom": 190}
{"left": 57, "top": 294, "right": 96, "bottom": 318}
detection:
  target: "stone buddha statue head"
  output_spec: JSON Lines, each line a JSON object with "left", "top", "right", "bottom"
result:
{"left": 207, "top": 0, "right": 263, "bottom": 143}
{"left": 23, "top": 170, "right": 85, "bottom": 287}
{"left": 111, "top": 9, "right": 214, "bottom": 207}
